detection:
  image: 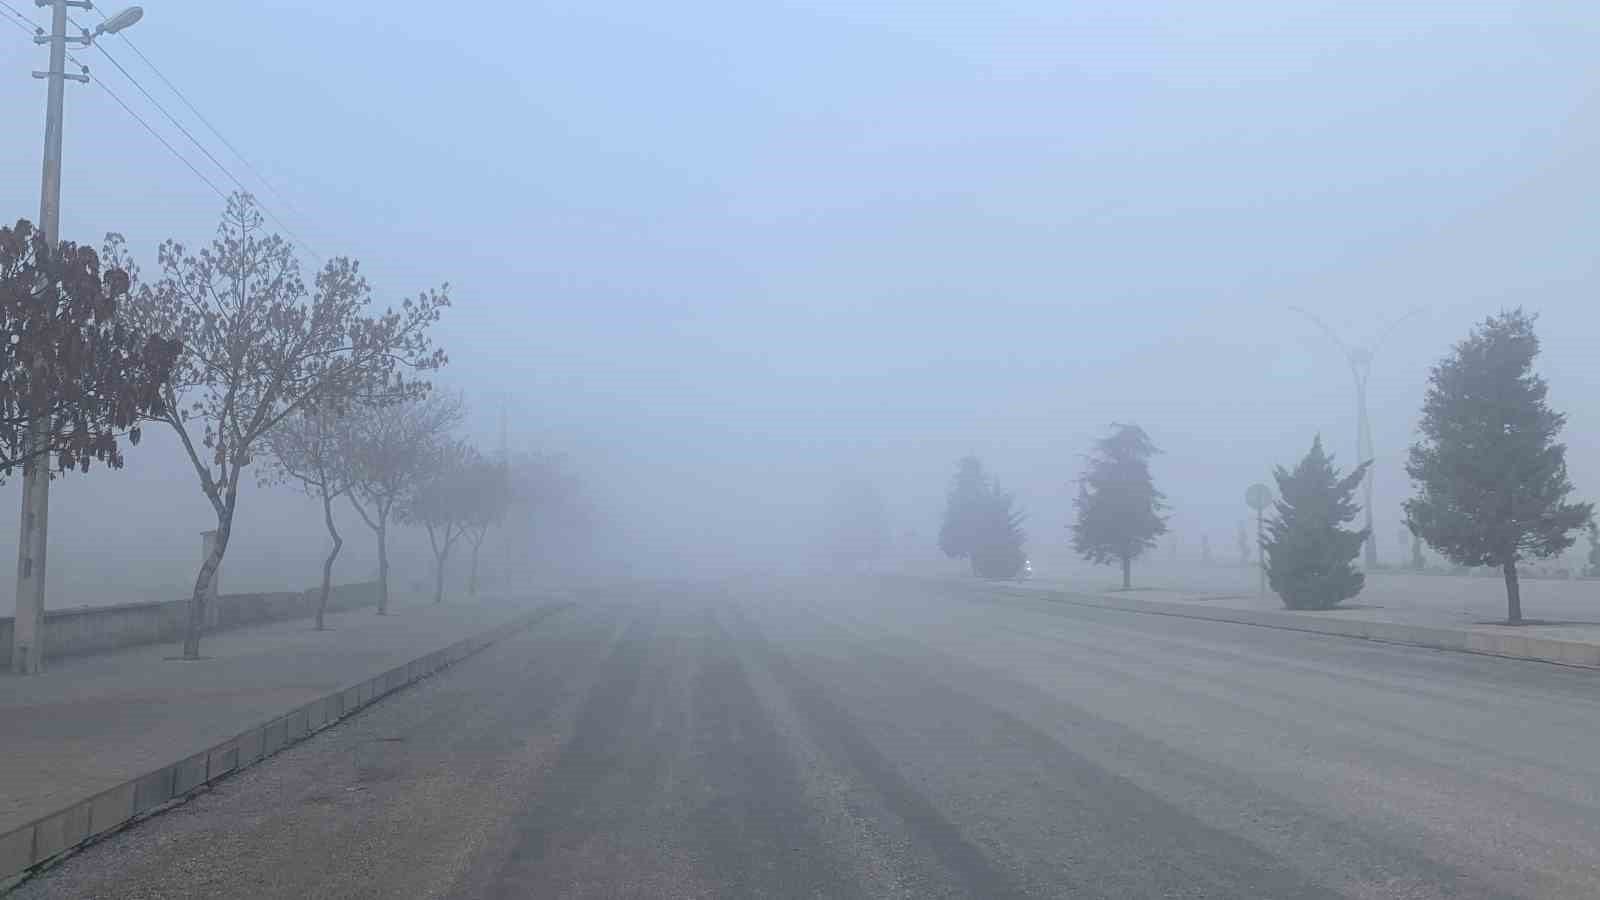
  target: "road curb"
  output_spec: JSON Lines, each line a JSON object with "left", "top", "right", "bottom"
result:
{"left": 0, "top": 601, "right": 570, "bottom": 893}
{"left": 988, "top": 585, "right": 1600, "bottom": 669}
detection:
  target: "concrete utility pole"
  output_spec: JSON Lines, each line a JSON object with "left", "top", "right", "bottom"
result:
{"left": 499, "top": 396, "right": 512, "bottom": 586}
{"left": 1246, "top": 483, "right": 1271, "bottom": 598}
{"left": 12, "top": 1, "right": 143, "bottom": 674}
{"left": 1291, "top": 306, "right": 1420, "bottom": 571}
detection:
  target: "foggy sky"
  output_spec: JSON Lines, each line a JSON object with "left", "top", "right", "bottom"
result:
{"left": 2, "top": 1, "right": 1600, "bottom": 601}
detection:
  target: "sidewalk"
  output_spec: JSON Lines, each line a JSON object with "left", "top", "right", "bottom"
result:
{"left": 983, "top": 569, "right": 1600, "bottom": 668}
{"left": 0, "top": 592, "right": 554, "bottom": 838}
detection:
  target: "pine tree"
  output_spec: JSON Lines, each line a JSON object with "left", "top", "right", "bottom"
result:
{"left": 1404, "top": 309, "right": 1593, "bottom": 623}
{"left": 971, "top": 481, "right": 1027, "bottom": 579}
{"left": 939, "top": 455, "right": 988, "bottom": 573}
{"left": 1264, "top": 436, "right": 1370, "bottom": 610}
{"left": 1071, "top": 424, "right": 1168, "bottom": 589}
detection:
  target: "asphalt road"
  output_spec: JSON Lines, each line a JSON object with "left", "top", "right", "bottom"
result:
{"left": 18, "top": 579, "right": 1600, "bottom": 899}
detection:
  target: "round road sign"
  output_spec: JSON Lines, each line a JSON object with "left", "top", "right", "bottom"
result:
{"left": 1245, "top": 483, "right": 1272, "bottom": 511}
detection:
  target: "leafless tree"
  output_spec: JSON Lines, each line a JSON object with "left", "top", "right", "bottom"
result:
{"left": 261, "top": 409, "right": 349, "bottom": 630}
{"left": 460, "top": 457, "right": 510, "bottom": 596}
{"left": 126, "top": 193, "right": 448, "bottom": 658}
{"left": 342, "top": 391, "right": 464, "bottom": 612}
{"left": 401, "top": 438, "right": 477, "bottom": 604}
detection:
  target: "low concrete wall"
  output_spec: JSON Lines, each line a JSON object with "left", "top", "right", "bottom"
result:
{"left": 0, "top": 582, "right": 378, "bottom": 667}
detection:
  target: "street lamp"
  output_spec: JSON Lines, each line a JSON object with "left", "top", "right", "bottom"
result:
{"left": 95, "top": 6, "right": 142, "bottom": 35}
{"left": 11, "top": 1, "right": 144, "bottom": 674}
{"left": 1291, "top": 306, "right": 1420, "bottom": 571}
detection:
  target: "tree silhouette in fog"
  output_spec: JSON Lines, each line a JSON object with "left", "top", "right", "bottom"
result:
{"left": 1071, "top": 424, "right": 1167, "bottom": 590}
{"left": 971, "top": 480, "right": 1026, "bottom": 580}
{"left": 939, "top": 454, "right": 988, "bottom": 574}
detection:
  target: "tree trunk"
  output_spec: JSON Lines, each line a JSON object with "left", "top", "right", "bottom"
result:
{"left": 1503, "top": 559, "right": 1522, "bottom": 624}
{"left": 434, "top": 554, "right": 446, "bottom": 604}
{"left": 469, "top": 541, "right": 480, "bottom": 597}
{"left": 318, "top": 489, "right": 342, "bottom": 631}
{"left": 376, "top": 518, "right": 390, "bottom": 615}
{"left": 184, "top": 512, "right": 231, "bottom": 659}
{"left": 1121, "top": 555, "right": 1131, "bottom": 591}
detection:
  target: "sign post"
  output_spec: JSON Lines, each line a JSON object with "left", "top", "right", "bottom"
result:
{"left": 1245, "top": 484, "right": 1272, "bottom": 599}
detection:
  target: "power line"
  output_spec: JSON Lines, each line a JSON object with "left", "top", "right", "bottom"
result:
{"left": 0, "top": 0, "right": 39, "bottom": 37}
{"left": 85, "top": 68, "right": 229, "bottom": 201}
{"left": 91, "top": 5, "right": 305, "bottom": 224}
{"left": 3, "top": 5, "right": 224, "bottom": 201}
{"left": 10, "top": 4, "right": 327, "bottom": 265}
{"left": 82, "top": 4, "right": 317, "bottom": 260}
{"left": 81, "top": 34, "right": 321, "bottom": 261}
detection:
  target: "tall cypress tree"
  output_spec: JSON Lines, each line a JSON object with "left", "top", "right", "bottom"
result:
{"left": 1405, "top": 309, "right": 1592, "bottom": 623}
{"left": 939, "top": 455, "right": 988, "bottom": 573}
{"left": 972, "top": 480, "right": 1027, "bottom": 579}
{"left": 1071, "top": 424, "right": 1167, "bottom": 589}
{"left": 1264, "top": 436, "right": 1370, "bottom": 610}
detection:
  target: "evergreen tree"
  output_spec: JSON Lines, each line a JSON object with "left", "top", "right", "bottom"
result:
{"left": 1586, "top": 523, "right": 1600, "bottom": 578}
{"left": 1071, "top": 423, "right": 1168, "bottom": 589}
{"left": 939, "top": 455, "right": 988, "bottom": 573}
{"left": 971, "top": 481, "right": 1027, "bottom": 579}
{"left": 1404, "top": 309, "right": 1592, "bottom": 623}
{"left": 1264, "top": 436, "right": 1370, "bottom": 610}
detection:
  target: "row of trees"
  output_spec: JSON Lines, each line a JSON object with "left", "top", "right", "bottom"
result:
{"left": 1239, "top": 309, "right": 1589, "bottom": 621}
{"left": 2, "top": 192, "right": 567, "bottom": 663}
{"left": 120, "top": 194, "right": 460, "bottom": 657}
{"left": 936, "top": 425, "right": 1168, "bottom": 586}
{"left": 262, "top": 393, "right": 520, "bottom": 630}
{"left": 937, "top": 310, "right": 1589, "bottom": 625}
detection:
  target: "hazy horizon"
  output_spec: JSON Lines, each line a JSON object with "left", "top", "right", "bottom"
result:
{"left": 3, "top": 1, "right": 1600, "bottom": 603}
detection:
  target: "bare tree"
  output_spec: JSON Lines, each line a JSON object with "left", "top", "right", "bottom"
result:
{"left": 460, "top": 458, "right": 510, "bottom": 597}
{"left": 502, "top": 450, "right": 581, "bottom": 581}
{"left": 402, "top": 438, "right": 477, "bottom": 604}
{"left": 127, "top": 193, "right": 448, "bottom": 658}
{"left": 261, "top": 410, "right": 349, "bottom": 630}
{"left": 342, "top": 391, "right": 464, "bottom": 613}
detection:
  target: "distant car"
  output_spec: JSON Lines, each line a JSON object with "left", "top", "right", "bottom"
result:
{"left": 1017, "top": 559, "right": 1032, "bottom": 580}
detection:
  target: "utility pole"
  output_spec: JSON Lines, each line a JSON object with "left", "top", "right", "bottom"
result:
{"left": 1290, "top": 306, "right": 1421, "bottom": 571}
{"left": 12, "top": 1, "right": 142, "bottom": 674}
{"left": 499, "top": 395, "right": 512, "bottom": 584}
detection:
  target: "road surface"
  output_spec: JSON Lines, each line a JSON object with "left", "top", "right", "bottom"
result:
{"left": 17, "top": 579, "right": 1600, "bottom": 898}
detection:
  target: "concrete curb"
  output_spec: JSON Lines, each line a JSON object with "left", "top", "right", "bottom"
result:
{"left": 0, "top": 601, "right": 570, "bottom": 892}
{"left": 990, "top": 585, "right": 1600, "bottom": 669}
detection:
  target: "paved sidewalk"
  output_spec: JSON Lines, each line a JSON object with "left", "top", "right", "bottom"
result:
{"left": 973, "top": 570, "right": 1600, "bottom": 667}
{"left": 1022, "top": 562, "right": 1600, "bottom": 625}
{"left": 0, "top": 593, "right": 550, "bottom": 835}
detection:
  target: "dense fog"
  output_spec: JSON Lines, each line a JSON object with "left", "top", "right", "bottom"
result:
{"left": 2, "top": 1, "right": 1599, "bottom": 604}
